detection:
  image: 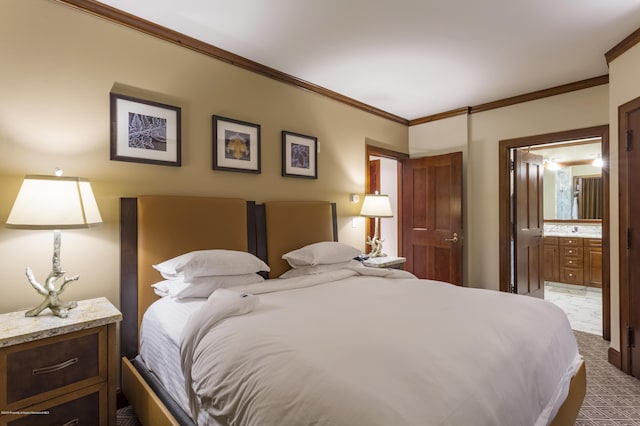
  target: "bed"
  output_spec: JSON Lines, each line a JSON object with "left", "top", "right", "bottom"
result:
{"left": 119, "top": 195, "right": 586, "bottom": 426}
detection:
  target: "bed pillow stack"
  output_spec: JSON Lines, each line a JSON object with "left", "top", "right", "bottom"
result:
{"left": 280, "top": 241, "right": 362, "bottom": 278}
{"left": 151, "top": 249, "right": 269, "bottom": 299}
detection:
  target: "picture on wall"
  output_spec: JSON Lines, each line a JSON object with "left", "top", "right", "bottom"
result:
{"left": 212, "top": 115, "right": 261, "bottom": 173}
{"left": 110, "top": 93, "right": 181, "bottom": 166}
{"left": 282, "top": 131, "right": 318, "bottom": 179}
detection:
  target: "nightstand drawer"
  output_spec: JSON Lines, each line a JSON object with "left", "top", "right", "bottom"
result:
{"left": 1, "top": 383, "right": 104, "bottom": 426}
{"left": 2, "top": 327, "right": 106, "bottom": 407}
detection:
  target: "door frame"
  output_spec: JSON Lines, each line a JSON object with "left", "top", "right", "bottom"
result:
{"left": 618, "top": 96, "right": 640, "bottom": 373}
{"left": 498, "top": 125, "right": 610, "bottom": 340}
{"left": 365, "top": 145, "right": 409, "bottom": 255}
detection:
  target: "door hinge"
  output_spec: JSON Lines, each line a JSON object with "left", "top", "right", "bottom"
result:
{"left": 627, "top": 130, "right": 633, "bottom": 152}
{"left": 628, "top": 326, "right": 635, "bottom": 348}
{"left": 628, "top": 228, "right": 632, "bottom": 250}
{"left": 510, "top": 160, "right": 515, "bottom": 171}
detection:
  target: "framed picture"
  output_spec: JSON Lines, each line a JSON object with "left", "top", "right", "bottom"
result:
{"left": 212, "top": 115, "right": 261, "bottom": 173}
{"left": 282, "top": 131, "right": 318, "bottom": 179}
{"left": 110, "top": 93, "right": 181, "bottom": 166}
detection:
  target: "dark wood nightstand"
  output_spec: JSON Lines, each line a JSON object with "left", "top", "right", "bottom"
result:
{"left": 362, "top": 256, "right": 406, "bottom": 270}
{"left": 0, "top": 297, "right": 121, "bottom": 426}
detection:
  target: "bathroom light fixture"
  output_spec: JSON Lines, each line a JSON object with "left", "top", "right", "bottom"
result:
{"left": 592, "top": 156, "right": 603, "bottom": 168}
{"left": 547, "top": 159, "right": 560, "bottom": 171}
{"left": 6, "top": 171, "right": 102, "bottom": 318}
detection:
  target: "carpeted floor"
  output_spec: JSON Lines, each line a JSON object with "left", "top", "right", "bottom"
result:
{"left": 116, "top": 405, "right": 142, "bottom": 426}
{"left": 116, "top": 331, "right": 640, "bottom": 426}
{"left": 574, "top": 330, "right": 640, "bottom": 425}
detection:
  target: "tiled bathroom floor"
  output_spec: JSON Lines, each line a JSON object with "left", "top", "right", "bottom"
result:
{"left": 545, "top": 282, "right": 602, "bottom": 336}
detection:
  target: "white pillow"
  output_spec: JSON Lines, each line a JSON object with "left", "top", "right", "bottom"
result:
{"left": 279, "top": 260, "right": 360, "bottom": 278}
{"left": 151, "top": 274, "right": 264, "bottom": 299}
{"left": 152, "top": 279, "right": 191, "bottom": 297}
{"left": 282, "top": 241, "right": 361, "bottom": 267}
{"left": 153, "top": 250, "right": 270, "bottom": 281}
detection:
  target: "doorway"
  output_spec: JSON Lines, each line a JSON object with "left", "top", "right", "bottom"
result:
{"left": 366, "top": 145, "right": 464, "bottom": 284}
{"left": 499, "top": 125, "right": 610, "bottom": 340}
{"left": 365, "top": 145, "right": 407, "bottom": 257}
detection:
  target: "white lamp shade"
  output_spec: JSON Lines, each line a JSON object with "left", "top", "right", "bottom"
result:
{"left": 360, "top": 194, "right": 393, "bottom": 218}
{"left": 6, "top": 175, "right": 102, "bottom": 229}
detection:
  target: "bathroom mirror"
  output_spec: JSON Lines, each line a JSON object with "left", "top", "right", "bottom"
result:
{"left": 531, "top": 139, "right": 603, "bottom": 222}
{"left": 543, "top": 165, "right": 602, "bottom": 220}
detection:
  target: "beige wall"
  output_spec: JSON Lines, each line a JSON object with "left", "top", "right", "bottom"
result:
{"left": 408, "top": 86, "right": 609, "bottom": 330}
{"left": 0, "top": 0, "right": 408, "bottom": 313}
{"left": 408, "top": 41, "right": 640, "bottom": 354}
{"left": 467, "top": 85, "right": 608, "bottom": 289}
{"left": 608, "top": 42, "right": 640, "bottom": 352}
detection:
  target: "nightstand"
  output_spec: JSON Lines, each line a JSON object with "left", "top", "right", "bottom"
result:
{"left": 0, "top": 297, "right": 121, "bottom": 426}
{"left": 362, "top": 256, "right": 406, "bottom": 270}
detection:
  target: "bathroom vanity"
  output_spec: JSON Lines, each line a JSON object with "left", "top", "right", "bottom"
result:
{"left": 543, "top": 223, "right": 602, "bottom": 288}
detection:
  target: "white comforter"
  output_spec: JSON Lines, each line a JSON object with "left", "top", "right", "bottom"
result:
{"left": 180, "top": 266, "right": 581, "bottom": 426}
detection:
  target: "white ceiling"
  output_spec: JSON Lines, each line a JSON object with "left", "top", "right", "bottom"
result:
{"left": 530, "top": 140, "right": 602, "bottom": 164}
{"left": 97, "top": 0, "right": 640, "bottom": 120}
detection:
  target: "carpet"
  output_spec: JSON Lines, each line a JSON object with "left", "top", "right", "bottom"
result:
{"left": 574, "top": 330, "right": 640, "bottom": 425}
{"left": 116, "top": 405, "right": 142, "bottom": 426}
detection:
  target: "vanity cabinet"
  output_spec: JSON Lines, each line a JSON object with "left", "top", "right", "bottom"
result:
{"left": 543, "top": 237, "right": 560, "bottom": 282}
{"left": 559, "top": 237, "right": 583, "bottom": 285}
{"left": 584, "top": 238, "right": 603, "bottom": 288}
{"left": 543, "top": 236, "right": 602, "bottom": 288}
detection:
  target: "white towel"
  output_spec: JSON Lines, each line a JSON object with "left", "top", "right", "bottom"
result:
{"left": 180, "top": 288, "right": 259, "bottom": 423}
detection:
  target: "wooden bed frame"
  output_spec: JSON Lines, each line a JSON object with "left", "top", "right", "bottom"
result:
{"left": 119, "top": 195, "right": 585, "bottom": 426}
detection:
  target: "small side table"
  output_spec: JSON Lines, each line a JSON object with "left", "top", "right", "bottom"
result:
{"left": 362, "top": 256, "right": 406, "bottom": 270}
{"left": 0, "top": 297, "right": 122, "bottom": 426}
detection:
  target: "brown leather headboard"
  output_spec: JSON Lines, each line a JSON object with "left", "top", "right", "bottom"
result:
{"left": 120, "top": 195, "right": 253, "bottom": 358}
{"left": 264, "top": 201, "right": 337, "bottom": 278}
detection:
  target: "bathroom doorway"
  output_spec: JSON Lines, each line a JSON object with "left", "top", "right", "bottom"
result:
{"left": 365, "top": 145, "right": 407, "bottom": 257}
{"left": 498, "top": 125, "right": 610, "bottom": 340}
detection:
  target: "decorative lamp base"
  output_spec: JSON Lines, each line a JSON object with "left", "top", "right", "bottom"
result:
{"left": 25, "top": 295, "right": 77, "bottom": 318}
{"left": 24, "top": 230, "right": 79, "bottom": 318}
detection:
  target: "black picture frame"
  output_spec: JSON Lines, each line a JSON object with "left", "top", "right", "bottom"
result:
{"left": 212, "top": 115, "right": 261, "bottom": 173}
{"left": 110, "top": 93, "right": 181, "bottom": 166}
{"left": 282, "top": 131, "right": 318, "bottom": 179}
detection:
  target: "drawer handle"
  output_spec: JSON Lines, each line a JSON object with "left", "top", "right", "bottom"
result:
{"left": 61, "top": 420, "right": 79, "bottom": 426}
{"left": 32, "top": 357, "right": 78, "bottom": 375}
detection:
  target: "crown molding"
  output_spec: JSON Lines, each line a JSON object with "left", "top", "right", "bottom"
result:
{"left": 54, "top": 0, "right": 614, "bottom": 128}
{"left": 408, "top": 75, "right": 608, "bottom": 126}
{"left": 605, "top": 26, "right": 640, "bottom": 64}
{"left": 55, "top": 0, "right": 409, "bottom": 125}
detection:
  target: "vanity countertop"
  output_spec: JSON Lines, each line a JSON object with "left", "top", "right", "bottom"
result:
{"left": 544, "top": 232, "right": 602, "bottom": 238}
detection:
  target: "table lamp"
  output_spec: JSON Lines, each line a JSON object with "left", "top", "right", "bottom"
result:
{"left": 360, "top": 194, "right": 393, "bottom": 257}
{"left": 6, "top": 171, "right": 102, "bottom": 318}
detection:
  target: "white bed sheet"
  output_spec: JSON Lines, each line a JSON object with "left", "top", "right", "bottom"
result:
{"left": 180, "top": 268, "right": 581, "bottom": 426}
{"left": 140, "top": 296, "right": 205, "bottom": 417}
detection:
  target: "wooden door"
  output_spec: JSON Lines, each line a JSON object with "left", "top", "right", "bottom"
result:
{"left": 620, "top": 97, "right": 640, "bottom": 377}
{"left": 402, "top": 152, "right": 462, "bottom": 285}
{"left": 513, "top": 149, "right": 544, "bottom": 298}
